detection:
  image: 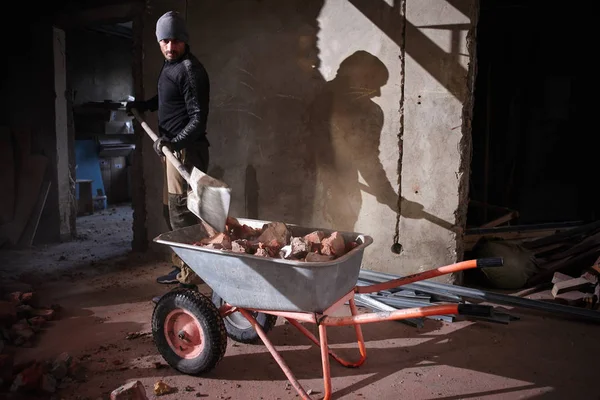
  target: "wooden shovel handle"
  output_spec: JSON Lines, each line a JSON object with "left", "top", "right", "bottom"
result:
{"left": 131, "top": 108, "right": 191, "bottom": 183}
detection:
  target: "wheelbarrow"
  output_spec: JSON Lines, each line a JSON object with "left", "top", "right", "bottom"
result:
{"left": 151, "top": 218, "right": 503, "bottom": 400}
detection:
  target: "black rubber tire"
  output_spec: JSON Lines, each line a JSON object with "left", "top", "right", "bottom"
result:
{"left": 152, "top": 288, "right": 227, "bottom": 375}
{"left": 211, "top": 292, "right": 278, "bottom": 344}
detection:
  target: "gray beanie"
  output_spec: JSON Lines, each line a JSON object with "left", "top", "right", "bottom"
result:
{"left": 156, "top": 11, "right": 189, "bottom": 42}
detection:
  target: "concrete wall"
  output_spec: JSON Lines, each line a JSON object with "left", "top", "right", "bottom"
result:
{"left": 141, "top": 0, "right": 477, "bottom": 279}
{"left": 67, "top": 28, "right": 134, "bottom": 105}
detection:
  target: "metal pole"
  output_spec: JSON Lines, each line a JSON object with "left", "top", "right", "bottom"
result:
{"left": 359, "top": 269, "right": 600, "bottom": 324}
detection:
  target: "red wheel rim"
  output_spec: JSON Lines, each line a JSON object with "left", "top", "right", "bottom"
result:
{"left": 164, "top": 308, "right": 205, "bottom": 359}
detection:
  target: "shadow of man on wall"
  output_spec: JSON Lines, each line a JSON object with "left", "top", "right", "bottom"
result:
{"left": 307, "top": 50, "right": 398, "bottom": 232}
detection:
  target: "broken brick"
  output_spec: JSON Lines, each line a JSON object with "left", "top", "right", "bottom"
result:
{"left": 304, "top": 231, "right": 325, "bottom": 244}
{"left": 111, "top": 380, "right": 148, "bottom": 400}
{"left": 30, "top": 308, "right": 55, "bottom": 321}
{"left": 10, "top": 362, "right": 44, "bottom": 392}
{"left": 11, "top": 320, "right": 35, "bottom": 342}
{"left": 288, "top": 237, "right": 309, "bottom": 259}
{"left": 231, "top": 240, "right": 249, "bottom": 253}
{"left": 321, "top": 232, "right": 346, "bottom": 257}
{"left": 264, "top": 239, "right": 283, "bottom": 257}
{"left": 305, "top": 253, "right": 335, "bottom": 262}
{"left": 227, "top": 217, "right": 262, "bottom": 240}
{"left": 254, "top": 245, "right": 269, "bottom": 257}
{"left": 6, "top": 292, "right": 22, "bottom": 306}
{"left": 257, "top": 222, "right": 291, "bottom": 247}
{"left": 20, "top": 292, "right": 35, "bottom": 305}
{"left": 200, "top": 232, "right": 232, "bottom": 250}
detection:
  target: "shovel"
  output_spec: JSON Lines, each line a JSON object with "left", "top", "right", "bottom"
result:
{"left": 131, "top": 108, "right": 231, "bottom": 234}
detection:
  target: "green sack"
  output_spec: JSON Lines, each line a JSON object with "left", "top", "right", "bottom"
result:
{"left": 471, "top": 238, "right": 539, "bottom": 289}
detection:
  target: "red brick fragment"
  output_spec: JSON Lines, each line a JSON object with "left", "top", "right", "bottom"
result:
{"left": 321, "top": 232, "right": 346, "bottom": 257}
{"left": 231, "top": 240, "right": 249, "bottom": 253}
{"left": 200, "top": 232, "right": 232, "bottom": 250}
{"left": 227, "top": 217, "right": 262, "bottom": 240}
{"left": 20, "top": 292, "right": 35, "bottom": 305}
{"left": 304, "top": 231, "right": 325, "bottom": 244}
{"left": 257, "top": 222, "right": 291, "bottom": 247}
{"left": 7, "top": 292, "right": 22, "bottom": 306}
{"left": 10, "top": 361, "right": 44, "bottom": 392}
{"left": 30, "top": 308, "right": 55, "bottom": 321}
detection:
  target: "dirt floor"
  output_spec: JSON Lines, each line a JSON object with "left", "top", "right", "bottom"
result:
{"left": 1, "top": 205, "right": 600, "bottom": 400}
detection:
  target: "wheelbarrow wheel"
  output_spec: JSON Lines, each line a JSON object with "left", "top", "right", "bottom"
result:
{"left": 152, "top": 288, "right": 227, "bottom": 375}
{"left": 212, "top": 292, "right": 278, "bottom": 344}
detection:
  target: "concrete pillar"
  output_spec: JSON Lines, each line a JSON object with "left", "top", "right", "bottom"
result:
{"left": 53, "top": 27, "right": 76, "bottom": 241}
{"left": 396, "top": 0, "right": 477, "bottom": 281}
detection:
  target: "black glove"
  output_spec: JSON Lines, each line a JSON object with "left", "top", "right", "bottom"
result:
{"left": 125, "top": 100, "right": 148, "bottom": 115}
{"left": 153, "top": 136, "right": 171, "bottom": 157}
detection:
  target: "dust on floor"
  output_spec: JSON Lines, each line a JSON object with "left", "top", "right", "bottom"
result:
{"left": 1, "top": 205, "right": 599, "bottom": 399}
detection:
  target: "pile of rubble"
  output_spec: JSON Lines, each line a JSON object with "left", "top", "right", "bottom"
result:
{"left": 192, "top": 217, "right": 359, "bottom": 262}
{"left": 0, "top": 290, "right": 59, "bottom": 348}
{"left": 0, "top": 352, "right": 86, "bottom": 396}
{"left": 0, "top": 288, "right": 80, "bottom": 396}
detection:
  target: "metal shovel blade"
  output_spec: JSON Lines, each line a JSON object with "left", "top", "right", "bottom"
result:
{"left": 187, "top": 166, "right": 231, "bottom": 232}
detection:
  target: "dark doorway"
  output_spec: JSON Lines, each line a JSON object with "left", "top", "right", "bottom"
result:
{"left": 467, "top": 0, "right": 595, "bottom": 229}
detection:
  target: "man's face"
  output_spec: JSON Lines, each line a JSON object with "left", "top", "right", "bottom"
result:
{"left": 159, "top": 39, "right": 186, "bottom": 61}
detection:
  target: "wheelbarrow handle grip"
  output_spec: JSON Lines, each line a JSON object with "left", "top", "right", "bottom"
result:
{"left": 476, "top": 257, "right": 504, "bottom": 268}
{"left": 130, "top": 108, "right": 192, "bottom": 184}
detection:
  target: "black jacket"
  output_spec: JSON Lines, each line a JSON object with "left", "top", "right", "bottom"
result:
{"left": 147, "top": 49, "right": 210, "bottom": 150}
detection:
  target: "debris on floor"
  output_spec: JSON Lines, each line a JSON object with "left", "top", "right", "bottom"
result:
{"left": 153, "top": 380, "right": 177, "bottom": 396}
{"left": 191, "top": 217, "right": 360, "bottom": 262}
{"left": 0, "top": 351, "right": 85, "bottom": 397}
{"left": 111, "top": 380, "right": 148, "bottom": 400}
{"left": 1, "top": 287, "right": 61, "bottom": 348}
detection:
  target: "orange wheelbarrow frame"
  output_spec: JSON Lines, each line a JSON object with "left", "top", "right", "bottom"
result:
{"left": 218, "top": 258, "right": 503, "bottom": 400}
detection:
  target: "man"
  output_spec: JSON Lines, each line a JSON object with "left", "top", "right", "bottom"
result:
{"left": 127, "top": 11, "right": 210, "bottom": 297}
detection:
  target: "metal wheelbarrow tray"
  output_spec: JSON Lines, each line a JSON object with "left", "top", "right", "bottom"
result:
{"left": 154, "top": 217, "right": 373, "bottom": 313}
{"left": 152, "top": 218, "right": 504, "bottom": 400}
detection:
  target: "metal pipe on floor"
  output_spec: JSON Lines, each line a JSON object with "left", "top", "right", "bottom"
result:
{"left": 359, "top": 269, "right": 600, "bottom": 324}
{"left": 354, "top": 294, "right": 424, "bottom": 328}
{"left": 367, "top": 294, "right": 455, "bottom": 323}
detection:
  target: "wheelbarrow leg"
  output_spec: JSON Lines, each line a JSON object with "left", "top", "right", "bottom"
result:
{"left": 238, "top": 309, "right": 312, "bottom": 400}
{"left": 286, "top": 298, "right": 367, "bottom": 368}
